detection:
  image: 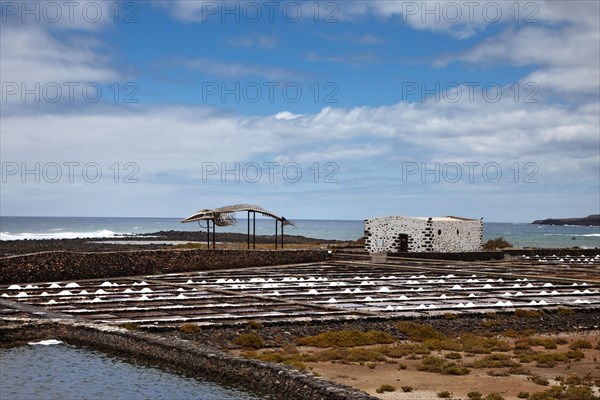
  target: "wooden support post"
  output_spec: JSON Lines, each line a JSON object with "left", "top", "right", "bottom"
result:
{"left": 206, "top": 221, "right": 210, "bottom": 249}
{"left": 212, "top": 220, "right": 215, "bottom": 249}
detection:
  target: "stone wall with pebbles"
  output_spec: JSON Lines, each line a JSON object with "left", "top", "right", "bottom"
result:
{"left": 364, "top": 216, "right": 482, "bottom": 253}
{"left": 0, "top": 320, "right": 377, "bottom": 400}
{"left": 0, "top": 249, "right": 328, "bottom": 284}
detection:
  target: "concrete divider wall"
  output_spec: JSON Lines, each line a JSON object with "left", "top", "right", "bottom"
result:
{"left": 503, "top": 248, "right": 600, "bottom": 257}
{"left": 0, "top": 249, "right": 327, "bottom": 284}
{"left": 383, "top": 249, "right": 599, "bottom": 261}
{"left": 385, "top": 251, "right": 504, "bottom": 261}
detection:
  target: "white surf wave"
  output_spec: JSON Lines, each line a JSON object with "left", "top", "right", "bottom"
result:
{"left": 0, "top": 229, "right": 123, "bottom": 241}
{"left": 543, "top": 233, "right": 600, "bottom": 237}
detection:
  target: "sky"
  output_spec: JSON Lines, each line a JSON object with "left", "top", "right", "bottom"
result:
{"left": 0, "top": 0, "right": 599, "bottom": 222}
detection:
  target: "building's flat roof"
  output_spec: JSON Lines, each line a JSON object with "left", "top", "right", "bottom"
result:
{"left": 368, "top": 216, "right": 480, "bottom": 222}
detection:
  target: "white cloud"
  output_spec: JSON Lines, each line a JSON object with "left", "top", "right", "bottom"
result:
{"left": 2, "top": 96, "right": 598, "bottom": 218}
{"left": 2, "top": 96, "right": 597, "bottom": 176}
{"left": 161, "top": 1, "right": 599, "bottom": 42}
{"left": 274, "top": 111, "right": 303, "bottom": 120}
{"left": 433, "top": 2, "right": 599, "bottom": 98}
{"left": 0, "top": 26, "right": 119, "bottom": 86}
{"left": 436, "top": 25, "right": 598, "bottom": 68}
{"left": 183, "top": 58, "right": 302, "bottom": 80}
{"left": 524, "top": 67, "right": 600, "bottom": 96}
{"left": 225, "top": 34, "right": 278, "bottom": 49}
{"left": 275, "top": 144, "right": 391, "bottom": 163}
{"left": 2, "top": 0, "right": 119, "bottom": 31}
{"left": 155, "top": 0, "right": 215, "bottom": 23}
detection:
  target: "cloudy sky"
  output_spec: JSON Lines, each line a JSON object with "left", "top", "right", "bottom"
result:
{"left": 1, "top": 0, "right": 598, "bottom": 221}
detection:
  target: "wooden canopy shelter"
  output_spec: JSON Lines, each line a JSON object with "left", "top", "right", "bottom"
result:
{"left": 181, "top": 204, "right": 294, "bottom": 249}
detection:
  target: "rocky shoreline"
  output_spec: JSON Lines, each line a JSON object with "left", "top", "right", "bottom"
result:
{"left": 532, "top": 214, "right": 600, "bottom": 226}
{"left": 0, "top": 231, "right": 349, "bottom": 257}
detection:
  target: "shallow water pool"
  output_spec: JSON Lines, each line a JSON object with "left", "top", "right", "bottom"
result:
{"left": 0, "top": 342, "right": 267, "bottom": 400}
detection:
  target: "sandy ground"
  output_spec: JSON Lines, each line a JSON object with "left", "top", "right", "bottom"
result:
{"left": 246, "top": 331, "right": 600, "bottom": 400}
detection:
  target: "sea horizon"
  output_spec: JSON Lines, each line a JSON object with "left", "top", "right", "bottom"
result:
{"left": 1, "top": 216, "right": 599, "bottom": 249}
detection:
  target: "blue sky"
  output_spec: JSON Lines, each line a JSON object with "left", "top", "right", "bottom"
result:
{"left": 1, "top": 0, "right": 599, "bottom": 222}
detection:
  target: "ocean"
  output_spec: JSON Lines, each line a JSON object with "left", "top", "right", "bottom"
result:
{"left": 1, "top": 216, "right": 599, "bottom": 249}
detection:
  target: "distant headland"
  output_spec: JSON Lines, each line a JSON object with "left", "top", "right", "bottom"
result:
{"left": 532, "top": 214, "right": 600, "bottom": 226}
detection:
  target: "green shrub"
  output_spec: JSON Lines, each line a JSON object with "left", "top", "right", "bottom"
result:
{"left": 560, "top": 373, "right": 599, "bottom": 387}
{"left": 246, "top": 320, "right": 263, "bottom": 330}
{"left": 286, "top": 360, "right": 307, "bottom": 371}
{"left": 380, "top": 345, "right": 411, "bottom": 358}
{"left": 509, "top": 365, "right": 532, "bottom": 375}
{"left": 418, "top": 355, "right": 470, "bottom": 375}
{"left": 484, "top": 394, "right": 505, "bottom": 400}
{"left": 444, "top": 364, "right": 471, "bottom": 375}
{"left": 417, "top": 355, "right": 447, "bottom": 373}
{"left": 460, "top": 335, "right": 512, "bottom": 354}
{"left": 555, "top": 337, "right": 569, "bottom": 345}
{"left": 397, "top": 322, "right": 446, "bottom": 341}
{"left": 309, "top": 347, "right": 386, "bottom": 362}
{"left": 569, "top": 339, "right": 593, "bottom": 350}
{"left": 281, "top": 344, "right": 299, "bottom": 354}
{"left": 483, "top": 237, "right": 512, "bottom": 250}
{"left": 296, "top": 330, "right": 395, "bottom": 347}
{"left": 556, "top": 307, "right": 574, "bottom": 316}
{"left": 514, "top": 337, "right": 557, "bottom": 351}
{"left": 471, "top": 353, "right": 519, "bottom": 368}
{"left": 376, "top": 384, "right": 396, "bottom": 393}
{"left": 517, "top": 392, "right": 530, "bottom": 399}
{"left": 179, "top": 323, "right": 201, "bottom": 334}
{"left": 527, "top": 375, "right": 549, "bottom": 386}
{"left": 519, "top": 351, "right": 583, "bottom": 368}
{"left": 528, "top": 385, "right": 599, "bottom": 400}
{"left": 401, "top": 385, "right": 414, "bottom": 392}
{"left": 235, "top": 332, "right": 264, "bottom": 350}
{"left": 437, "top": 390, "right": 452, "bottom": 398}
{"left": 119, "top": 322, "right": 140, "bottom": 331}
{"left": 445, "top": 352, "right": 462, "bottom": 360}
{"left": 467, "top": 392, "right": 483, "bottom": 400}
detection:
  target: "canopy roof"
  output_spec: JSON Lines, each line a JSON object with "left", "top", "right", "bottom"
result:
{"left": 181, "top": 204, "right": 294, "bottom": 227}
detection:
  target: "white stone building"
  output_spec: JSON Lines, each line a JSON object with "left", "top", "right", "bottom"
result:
{"left": 364, "top": 215, "right": 483, "bottom": 253}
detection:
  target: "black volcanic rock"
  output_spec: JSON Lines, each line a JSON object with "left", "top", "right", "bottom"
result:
{"left": 0, "top": 231, "right": 347, "bottom": 257}
{"left": 532, "top": 214, "right": 600, "bottom": 226}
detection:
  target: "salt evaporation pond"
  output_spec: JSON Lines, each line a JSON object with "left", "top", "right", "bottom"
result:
{"left": 0, "top": 342, "right": 267, "bottom": 400}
